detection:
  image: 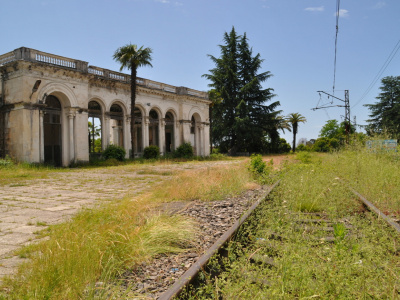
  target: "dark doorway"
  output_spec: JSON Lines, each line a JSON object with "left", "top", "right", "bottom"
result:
{"left": 44, "top": 95, "right": 62, "bottom": 166}
{"left": 165, "top": 112, "right": 174, "bottom": 152}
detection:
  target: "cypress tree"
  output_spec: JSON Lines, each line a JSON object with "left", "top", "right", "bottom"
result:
{"left": 204, "top": 28, "right": 280, "bottom": 154}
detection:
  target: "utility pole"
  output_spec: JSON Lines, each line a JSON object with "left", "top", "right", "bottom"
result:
{"left": 312, "top": 90, "right": 351, "bottom": 143}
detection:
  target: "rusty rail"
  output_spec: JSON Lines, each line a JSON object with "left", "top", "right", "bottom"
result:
{"left": 158, "top": 180, "right": 280, "bottom": 300}
{"left": 348, "top": 186, "right": 400, "bottom": 233}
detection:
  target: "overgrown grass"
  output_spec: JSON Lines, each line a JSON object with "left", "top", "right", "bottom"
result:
{"left": 0, "top": 196, "right": 196, "bottom": 299}
{"left": 0, "top": 158, "right": 258, "bottom": 299}
{"left": 182, "top": 151, "right": 400, "bottom": 298}
{"left": 323, "top": 143, "right": 400, "bottom": 216}
{"left": 0, "top": 160, "right": 61, "bottom": 186}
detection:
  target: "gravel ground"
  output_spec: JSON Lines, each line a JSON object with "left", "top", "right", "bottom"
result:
{"left": 115, "top": 186, "right": 268, "bottom": 299}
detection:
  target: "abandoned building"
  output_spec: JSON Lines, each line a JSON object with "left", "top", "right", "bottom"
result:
{"left": 0, "top": 47, "right": 211, "bottom": 166}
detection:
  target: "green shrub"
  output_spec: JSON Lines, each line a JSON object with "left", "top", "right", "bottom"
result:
{"left": 296, "top": 144, "right": 308, "bottom": 152}
{"left": 143, "top": 145, "right": 160, "bottom": 159}
{"left": 173, "top": 142, "right": 194, "bottom": 158}
{"left": 0, "top": 156, "right": 13, "bottom": 168}
{"left": 249, "top": 154, "right": 266, "bottom": 176}
{"left": 296, "top": 151, "right": 312, "bottom": 164}
{"left": 102, "top": 144, "right": 126, "bottom": 161}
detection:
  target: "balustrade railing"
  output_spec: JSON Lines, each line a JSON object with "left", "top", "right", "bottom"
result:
{"left": 0, "top": 52, "right": 16, "bottom": 65}
{"left": 1, "top": 47, "right": 208, "bottom": 99}
{"left": 35, "top": 54, "right": 76, "bottom": 68}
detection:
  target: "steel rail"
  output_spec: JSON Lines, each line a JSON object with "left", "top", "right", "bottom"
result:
{"left": 347, "top": 185, "right": 400, "bottom": 234}
{"left": 158, "top": 180, "right": 280, "bottom": 300}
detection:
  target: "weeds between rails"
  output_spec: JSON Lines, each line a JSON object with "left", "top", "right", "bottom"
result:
{"left": 178, "top": 164, "right": 400, "bottom": 299}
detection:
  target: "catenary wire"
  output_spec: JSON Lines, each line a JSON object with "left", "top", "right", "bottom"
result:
{"left": 352, "top": 38, "right": 400, "bottom": 109}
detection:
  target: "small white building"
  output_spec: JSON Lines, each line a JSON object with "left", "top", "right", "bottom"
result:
{"left": 0, "top": 47, "right": 211, "bottom": 166}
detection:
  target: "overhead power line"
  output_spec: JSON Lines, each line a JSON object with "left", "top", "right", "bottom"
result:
{"left": 352, "top": 38, "right": 400, "bottom": 109}
{"left": 332, "top": 0, "right": 341, "bottom": 95}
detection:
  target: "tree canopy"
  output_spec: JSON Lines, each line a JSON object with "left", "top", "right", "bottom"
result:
{"left": 319, "top": 119, "right": 355, "bottom": 141}
{"left": 365, "top": 76, "right": 400, "bottom": 137}
{"left": 203, "top": 28, "right": 280, "bottom": 154}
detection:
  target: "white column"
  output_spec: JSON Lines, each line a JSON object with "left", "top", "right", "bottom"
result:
{"left": 204, "top": 124, "right": 210, "bottom": 156}
{"left": 182, "top": 120, "right": 191, "bottom": 143}
{"left": 104, "top": 116, "right": 110, "bottom": 146}
{"left": 68, "top": 112, "right": 75, "bottom": 163}
{"left": 159, "top": 119, "right": 165, "bottom": 154}
{"left": 125, "top": 115, "right": 130, "bottom": 158}
{"left": 39, "top": 110, "right": 44, "bottom": 163}
{"left": 174, "top": 121, "right": 179, "bottom": 150}
{"left": 73, "top": 113, "right": 77, "bottom": 163}
{"left": 144, "top": 117, "right": 150, "bottom": 148}
{"left": 141, "top": 117, "right": 145, "bottom": 153}
{"left": 199, "top": 124, "right": 205, "bottom": 156}
{"left": 101, "top": 114, "right": 107, "bottom": 151}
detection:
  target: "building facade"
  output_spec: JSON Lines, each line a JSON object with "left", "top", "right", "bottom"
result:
{"left": 0, "top": 47, "right": 210, "bottom": 166}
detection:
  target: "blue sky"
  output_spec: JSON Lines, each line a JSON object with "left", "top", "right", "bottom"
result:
{"left": 1, "top": 0, "right": 399, "bottom": 143}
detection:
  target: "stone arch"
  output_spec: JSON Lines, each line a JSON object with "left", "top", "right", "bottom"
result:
{"left": 188, "top": 107, "right": 204, "bottom": 123}
{"left": 88, "top": 96, "right": 107, "bottom": 113}
{"left": 108, "top": 100, "right": 128, "bottom": 115}
{"left": 37, "top": 82, "right": 76, "bottom": 108}
{"left": 37, "top": 84, "right": 76, "bottom": 166}
{"left": 148, "top": 108, "right": 161, "bottom": 147}
{"left": 147, "top": 105, "right": 163, "bottom": 119}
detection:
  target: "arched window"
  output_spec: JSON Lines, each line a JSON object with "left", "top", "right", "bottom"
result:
{"left": 149, "top": 109, "right": 159, "bottom": 147}
{"left": 88, "top": 101, "right": 102, "bottom": 154}
{"left": 109, "top": 104, "right": 124, "bottom": 147}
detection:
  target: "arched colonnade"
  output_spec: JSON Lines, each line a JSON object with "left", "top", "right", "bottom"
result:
{"left": 40, "top": 92, "right": 207, "bottom": 165}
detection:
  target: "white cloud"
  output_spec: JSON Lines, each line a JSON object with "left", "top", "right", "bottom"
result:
{"left": 372, "top": 1, "right": 386, "bottom": 9}
{"left": 305, "top": 6, "right": 324, "bottom": 12}
{"left": 155, "top": 0, "right": 169, "bottom": 3}
{"left": 335, "top": 9, "right": 349, "bottom": 18}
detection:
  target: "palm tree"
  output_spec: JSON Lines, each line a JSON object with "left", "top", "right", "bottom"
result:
{"left": 275, "top": 115, "right": 291, "bottom": 134}
{"left": 113, "top": 44, "right": 153, "bottom": 158}
{"left": 287, "top": 113, "right": 307, "bottom": 153}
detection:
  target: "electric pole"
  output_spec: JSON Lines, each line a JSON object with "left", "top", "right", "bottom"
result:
{"left": 312, "top": 90, "right": 351, "bottom": 143}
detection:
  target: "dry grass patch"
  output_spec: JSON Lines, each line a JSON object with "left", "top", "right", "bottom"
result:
{"left": 152, "top": 162, "right": 255, "bottom": 202}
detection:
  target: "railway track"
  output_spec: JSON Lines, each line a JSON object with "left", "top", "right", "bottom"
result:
{"left": 158, "top": 178, "right": 400, "bottom": 299}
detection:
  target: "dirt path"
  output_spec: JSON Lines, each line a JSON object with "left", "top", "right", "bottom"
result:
{"left": 0, "top": 160, "right": 243, "bottom": 280}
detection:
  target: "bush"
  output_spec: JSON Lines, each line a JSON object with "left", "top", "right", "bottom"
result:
{"left": 249, "top": 154, "right": 267, "bottom": 176}
{"left": 143, "top": 145, "right": 160, "bottom": 159}
{"left": 102, "top": 144, "right": 126, "bottom": 161}
{"left": 296, "top": 144, "right": 309, "bottom": 152}
{"left": 296, "top": 151, "right": 312, "bottom": 164}
{"left": 0, "top": 155, "right": 13, "bottom": 168}
{"left": 313, "top": 137, "right": 339, "bottom": 152}
{"left": 173, "top": 142, "right": 194, "bottom": 158}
